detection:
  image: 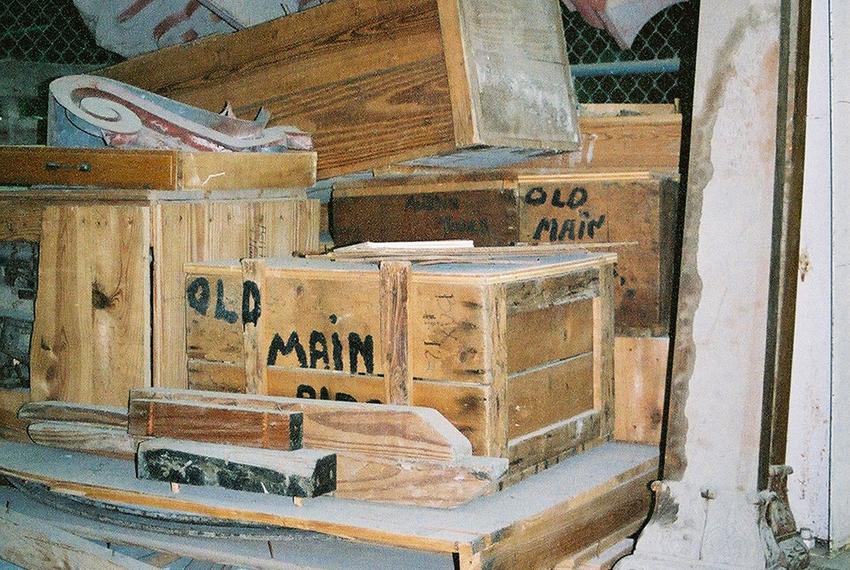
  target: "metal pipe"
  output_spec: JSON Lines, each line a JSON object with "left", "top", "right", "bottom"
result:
{"left": 571, "top": 57, "right": 681, "bottom": 77}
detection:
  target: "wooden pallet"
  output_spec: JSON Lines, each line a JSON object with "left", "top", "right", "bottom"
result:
{"left": 0, "top": 440, "right": 658, "bottom": 569}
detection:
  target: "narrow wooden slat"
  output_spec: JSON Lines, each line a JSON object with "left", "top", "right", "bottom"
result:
{"left": 505, "top": 299, "right": 594, "bottom": 373}
{"left": 131, "top": 387, "right": 472, "bottom": 462}
{"left": 0, "top": 508, "right": 154, "bottom": 570}
{"left": 128, "top": 399, "right": 303, "bottom": 451}
{"left": 18, "top": 401, "right": 128, "bottom": 427}
{"left": 241, "top": 258, "right": 268, "bottom": 395}
{"left": 27, "top": 421, "right": 139, "bottom": 460}
{"left": 613, "top": 336, "right": 669, "bottom": 445}
{"left": 379, "top": 261, "right": 412, "bottom": 404}
{"left": 137, "top": 438, "right": 336, "bottom": 498}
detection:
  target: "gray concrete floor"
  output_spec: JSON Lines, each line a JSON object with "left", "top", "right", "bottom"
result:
{"left": 811, "top": 546, "right": 850, "bottom": 569}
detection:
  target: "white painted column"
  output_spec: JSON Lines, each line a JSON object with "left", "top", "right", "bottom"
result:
{"left": 615, "top": 2, "right": 787, "bottom": 567}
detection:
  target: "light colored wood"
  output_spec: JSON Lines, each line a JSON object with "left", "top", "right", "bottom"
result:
{"left": 17, "top": 400, "right": 128, "bottom": 427}
{"left": 555, "top": 538, "right": 636, "bottom": 570}
{"left": 507, "top": 354, "right": 595, "bottom": 439}
{"left": 128, "top": 398, "right": 303, "bottom": 450}
{"left": 101, "top": 0, "right": 579, "bottom": 179}
{"left": 0, "top": 146, "right": 316, "bottom": 191}
{"left": 506, "top": 299, "right": 594, "bottom": 373}
{"left": 0, "top": 440, "right": 658, "bottom": 560}
{"left": 0, "top": 200, "right": 44, "bottom": 241}
{"left": 507, "top": 410, "right": 603, "bottom": 475}
{"left": 137, "top": 438, "right": 335, "bottom": 498}
{"left": 0, "top": 508, "right": 154, "bottom": 570}
{"left": 379, "top": 261, "right": 412, "bottom": 404}
{"left": 0, "top": 389, "right": 30, "bottom": 442}
{"left": 131, "top": 387, "right": 473, "bottom": 462}
{"left": 614, "top": 336, "right": 669, "bottom": 445}
{"left": 30, "top": 205, "right": 151, "bottom": 406}
{"left": 241, "top": 258, "right": 268, "bottom": 394}
{"left": 27, "top": 421, "right": 139, "bottom": 459}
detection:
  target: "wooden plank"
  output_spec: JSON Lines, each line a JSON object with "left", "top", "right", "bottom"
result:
{"left": 379, "top": 261, "right": 413, "bottom": 404}
{"left": 505, "top": 299, "right": 594, "bottom": 373}
{"left": 241, "top": 258, "right": 268, "bottom": 395}
{"left": 0, "top": 146, "right": 315, "bottom": 191}
{"left": 128, "top": 399, "right": 303, "bottom": 451}
{"left": 0, "top": 508, "right": 154, "bottom": 570}
{"left": 0, "top": 440, "right": 658, "bottom": 558}
{"left": 30, "top": 204, "right": 151, "bottom": 406}
{"left": 137, "top": 438, "right": 336, "bottom": 498}
{"left": 594, "top": 264, "right": 616, "bottom": 438}
{"left": 507, "top": 411, "right": 603, "bottom": 474}
{"left": 0, "top": 389, "right": 31, "bottom": 443}
{"left": 507, "top": 354, "right": 595, "bottom": 440}
{"left": 613, "top": 336, "right": 668, "bottom": 445}
{"left": 334, "top": 453, "right": 505, "bottom": 508}
{"left": 18, "top": 401, "right": 128, "bottom": 427}
{"left": 101, "top": 0, "right": 579, "bottom": 179}
{"left": 0, "top": 200, "right": 44, "bottom": 242}
{"left": 131, "top": 387, "right": 473, "bottom": 462}
{"left": 27, "top": 421, "right": 139, "bottom": 460}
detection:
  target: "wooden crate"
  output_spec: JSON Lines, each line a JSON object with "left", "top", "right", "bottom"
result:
{"left": 332, "top": 171, "right": 679, "bottom": 334}
{"left": 101, "top": 0, "right": 581, "bottom": 180}
{"left": 184, "top": 252, "right": 615, "bottom": 473}
{"left": 0, "top": 186, "right": 318, "bottom": 413}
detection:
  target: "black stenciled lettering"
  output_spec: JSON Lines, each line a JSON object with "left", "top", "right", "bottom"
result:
{"left": 578, "top": 220, "right": 586, "bottom": 239}
{"left": 309, "top": 331, "right": 330, "bottom": 369}
{"left": 567, "top": 187, "right": 588, "bottom": 209}
{"left": 533, "top": 218, "right": 551, "bottom": 240}
{"left": 186, "top": 277, "right": 210, "bottom": 315}
{"left": 214, "top": 279, "right": 238, "bottom": 324}
{"left": 558, "top": 219, "right": 576, "bottom": 241}
{"left": 267, "top": 332, "right": 307, "bottom": 367}
{"left": 548, "top": 219, "right": 559, "bottom": 241}
{"left": 241, "top": 280, "right": 261, "bottom": 326}
{"left": 331, "top": 332, "right": 344, "bottom": 371}
{"left": 335, "top": 392, "right": 357, "bottom": 403}
{"left": 587, "top": 215, "right": 606, "bottom": 238}
{"left": 297, "top": 384, "right": 316, "bottom": 399}
{"left": 348, "top": 333, "right": 374, "bottom": 374}
{"left": 367, "top": 399, "right": 383, "bottom": 404}
{"left": 525, "top": 187, "right": 547, "bottom": 206}
{"left": 320, "top": 386, "right": 331, "bottom": 400}
{"left": 551, "top": 188, "right": 567, "bottom": 208}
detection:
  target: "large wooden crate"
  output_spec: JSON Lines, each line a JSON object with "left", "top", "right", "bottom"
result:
{"left": 102, "top": 0, "right": 581, "bottom": 179}
{"left": 0, "top": 147, "right": 319, "bottom": 410}
{"left": 333, "top": 171, "right": 680, "bottom": 334}
{"left": 184, "top": 252, "right": 615, "bottom": 473}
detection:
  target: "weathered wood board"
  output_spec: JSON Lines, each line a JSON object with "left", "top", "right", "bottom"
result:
{"left": 27, "top": 421, "right": 139, "bottom": 460}
{"left": 129, "top": 399, "right": 303, "bottom": 450}
{"left": 17, "top": 401, "right": 128, "bottom": 427}
{"left": 184, "top": 252, "right": 615, "bottom": 472}
{"left": 101, "top": 0, "right": 580, "bottom": 179}
{"left": 333, "top": 171, "right": 680, "bottom": 334}
{"left": 137, "top": 438, "right": 336, "bottom": 498}
{"left": 0, "top": 185, "right": 319, "bottom": 409}
{"left": 0, "top": 440, "right": 658, "bottom": 569}
{"left": 0, "top": 146, "right": 317, "bottom": 191}
{"left": 613, "top": 336, "right": 669, "bottom": 445}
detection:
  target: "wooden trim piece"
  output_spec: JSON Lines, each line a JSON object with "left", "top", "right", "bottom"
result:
{"left": 131, "top": 387, "right": 473, "bottom": 462}
{"left": 379, "top": 261, "right": 413, "bottom": 404}
{"left": 594, "top": 264, "right": 616, "bottom": 436}
{"left": 17, "top": 401, "right": 128, "bottom": 427}
{"left": 486, "top": 284, "right": 509, "bottom": 457}
{"left": 27, "top": 421, "right": 139, "bottom": 460}
{"left": 241, "top": 258, "right": 268, "bottom": 395}
{"left": 128, "top": 398, "right": 303, "bottom": 451}
{"left": 507, "top": 410, "right": 603, "bottom": 474}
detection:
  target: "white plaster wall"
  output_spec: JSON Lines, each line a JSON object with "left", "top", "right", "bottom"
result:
{"left": 785, "top": 0, "right": 841, "bottom": 545}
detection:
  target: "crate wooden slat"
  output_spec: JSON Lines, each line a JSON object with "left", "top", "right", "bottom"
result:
{"left": 184, "top": 252, "right": 615, "bottom": 472}
{"left": 0, "top": 146, "right": 317, "bottom": 191}
{"left": 101, "top": 0, "right": 580, "bottom": 179}
{"left": 332, "top": 171, "right": 679, "bottom": 334}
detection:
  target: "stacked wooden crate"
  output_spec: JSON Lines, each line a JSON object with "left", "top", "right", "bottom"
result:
{"left": 0, "top": 146, "right": 319, "bottom": 432}
{"left": 183, "top": 251, "right": 616, "bottom": 475}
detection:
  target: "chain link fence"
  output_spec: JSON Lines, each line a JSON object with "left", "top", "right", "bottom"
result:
{"left": 0, "top": 0, "right": 686, "bottom": 103}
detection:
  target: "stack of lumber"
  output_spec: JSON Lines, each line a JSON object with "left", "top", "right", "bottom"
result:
{"left": 16, "top": 389, "right": 508, "bottom": 508}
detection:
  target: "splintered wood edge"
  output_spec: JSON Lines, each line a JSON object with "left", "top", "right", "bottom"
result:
{"left": 17, "top": 401, "right": 128, "bottom": 427}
